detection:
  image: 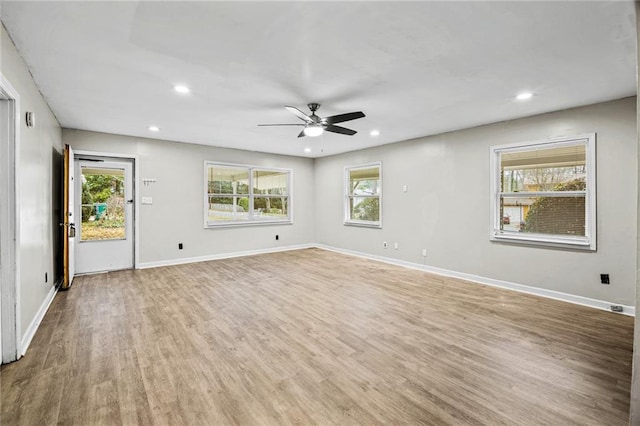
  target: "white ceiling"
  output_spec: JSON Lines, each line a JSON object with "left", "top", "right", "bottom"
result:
{"left": 1, "top": 1, "right": 636, "bottom": 158}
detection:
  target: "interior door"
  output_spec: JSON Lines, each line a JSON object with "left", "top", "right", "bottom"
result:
{"left": 62, "top": 144, "right": 75, "bottom": 290}
{"left": 75, "top": 159, "right": 134, "bottom": 274}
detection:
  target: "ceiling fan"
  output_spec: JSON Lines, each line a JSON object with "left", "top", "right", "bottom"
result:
{"left": 258, "top": 103, "right": 365, "bottom": 138}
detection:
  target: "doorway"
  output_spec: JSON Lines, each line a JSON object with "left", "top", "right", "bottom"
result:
{"left": 0, "top": 76, "right": 19, "bottom": 363}
{"left": 74, "top": 158, "right": 135, "bottom": 274}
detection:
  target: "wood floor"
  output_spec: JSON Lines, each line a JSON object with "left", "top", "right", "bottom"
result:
{"left": 0, "top": 248, "right": 634, "bottom": 425}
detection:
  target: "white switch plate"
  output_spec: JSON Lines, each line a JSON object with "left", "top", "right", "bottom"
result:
{"left": 141, "top": 197, "right": 153, "bottom": 205}
{"left": 402, "top": 185, "right": 408, "bottom": 192}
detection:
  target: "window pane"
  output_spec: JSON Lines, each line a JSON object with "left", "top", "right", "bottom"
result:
{"left": 253, "top": 170, "right": 289, "bottom": 195}
{"left": 80, "top": 167, "right": 126, "bottom": 241}
{"left": 208, "top": 166, "right": 249, "bottom": 195}
{"left": 349, "top": 197, "right": 380, "bottom": 222}
{"left": 500, "top": 144, "right": 586, "bottom": 192}
{"left": 500, "top": 195, "right": 585, "bottom": 236}
{"left": 205, "top": 163, "right": 292, "bottom": 226}
{"left": 253, "top": 196, "right": 289, "bottom": 220}
{"left": 349, "top": 167, "right": 380, "bottom": 196}
{"left": 207, "top": 196, "right": 250, "bottom": 222}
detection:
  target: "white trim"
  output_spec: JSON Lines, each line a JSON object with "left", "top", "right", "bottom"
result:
{"left": 73, "top": 150, "right": 139, "bottom": 269}
{"left": 137, "top": 243, "right": 315, "bottom": 269}
{"left": 489, "top": 133, "right": 596, "bottom": 251}
{"left": 19, "top": 285, "right": 57, "bottom": 356}
{"left": 344, "top": 161, "right": 382, "bottom": 228}
{"left": 315, "top": 244, "right": 635, "bottom": 317}
{"left": 0, "top": 73, "right": 21, "bottom": 363}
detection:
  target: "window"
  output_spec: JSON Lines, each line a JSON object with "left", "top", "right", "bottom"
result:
{"left": 80, "top": 166, "right": 126, "bottom": 241}
{"left": 345, "top": 162, "right": 381, "bottom": 227}
{"left": 490, "top": 134, "right": 596, "bottom": 250}
{"left": 205, "top": 162, "right": 291, "bottom": 227}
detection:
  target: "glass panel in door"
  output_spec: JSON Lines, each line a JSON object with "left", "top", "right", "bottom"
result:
{"left": 80, "top": 167, "right": 126, "bottom": 241}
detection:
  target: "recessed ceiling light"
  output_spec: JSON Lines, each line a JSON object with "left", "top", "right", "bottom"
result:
{"left": 304, "top": 147, "right": 311, "bottom": 153}
{"left": 370, "top": 129, "right": 380, "bottom": 137}
{"left": 148, "top": 125, "right": 160, "bottom": 132}
{"left": 516, "top": 92, "right": 533, "bottom": 100}
{"left": 174, "top": 85, "right": 190, "bottom": 94}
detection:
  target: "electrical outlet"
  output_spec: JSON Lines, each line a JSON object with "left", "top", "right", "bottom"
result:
{"left": 178, "top": 243, "right": 183, "bottom": 250}
{"left": 611, "top": 305, "right": 623, "bottom": 313}
{"left": 45, "top": 272, "right": 48, "bottom": 283}
{"left": 275, "top": 235, "right": 279, "bottom": 240}
{"left": 383, "top": 241, "right": 388, "bottom": 249}
{"left": 422, "top": 249, "right": 427, "bottom": 257}
{"left": 600, "top": 274, "right": 610, "bottom": 284}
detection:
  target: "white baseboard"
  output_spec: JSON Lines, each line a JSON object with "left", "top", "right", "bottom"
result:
{"left": 315, "top": 244, "right": 635, "bottom": 317}
{"left": 137, "top": 243, "right": 316, "bottom": 269}
{"left": 20, "top": 284, "right": 57, "bottom": 356}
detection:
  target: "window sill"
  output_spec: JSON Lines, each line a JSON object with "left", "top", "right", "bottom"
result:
{"left": 491, "top": 232, "right": 595, "bottom": 251}
{"left": 206, "top": 220, "right": 292, "bottom": 229}
{"left": 344, "top": 221, "right": 382, "bottom": 229}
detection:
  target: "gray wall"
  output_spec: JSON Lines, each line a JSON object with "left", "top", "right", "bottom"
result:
{"left": 1, "top": 25, "right": 63, "bottom": 334}
{"left": 315, "top": 97, "right": 637, "bottom": 306}
{"left": 63, "top": 130, "right": 316, "bottom": 265}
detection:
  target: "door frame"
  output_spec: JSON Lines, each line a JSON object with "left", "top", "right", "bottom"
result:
{"left": 74, "top": 150, "right": 139, "bottom": 269}
{"left": 0, "top": 73, "right": 21, "bottom": 363}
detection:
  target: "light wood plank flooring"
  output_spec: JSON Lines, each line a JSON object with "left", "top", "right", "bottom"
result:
{"left": 0, "top": 248, "right": 634, "bottom": 425}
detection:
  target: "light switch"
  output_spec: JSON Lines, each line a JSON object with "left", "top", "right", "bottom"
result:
{"left": 402, "top": 185, "right": 408, "bottom": 192}
{"left": 142, "top": 197, "right": 153, "bottom": 205}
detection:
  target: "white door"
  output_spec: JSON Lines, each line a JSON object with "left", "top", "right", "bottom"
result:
{"left": 75, "top": 160, "right": 134, "bottom": 273}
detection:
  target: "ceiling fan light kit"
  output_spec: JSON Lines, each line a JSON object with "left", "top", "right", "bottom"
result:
{"left": 258, "top": 103, "right": 365, "bottom": 138}
{"left": 303, "top": 124, "right": 324, "bottom": 137}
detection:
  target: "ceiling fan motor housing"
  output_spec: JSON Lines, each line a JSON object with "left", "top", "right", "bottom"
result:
{"left": 307, "top": 103, "right": 322, "bottom": 123}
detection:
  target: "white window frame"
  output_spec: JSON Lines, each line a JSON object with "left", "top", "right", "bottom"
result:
{"left": 344, "top": 162, "right": 382, "bottom": 228}
{"left": 490, "top": 133, "right": 596, "bottom": 250}
{"left": 204, "top": 161, "right": 292, "bottom": 228}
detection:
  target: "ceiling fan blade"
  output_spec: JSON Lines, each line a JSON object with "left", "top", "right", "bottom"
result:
{"left": 285, "top": 105, "right": 313, "bottom": 123}
{"left": 257, "top": 124, "right": 305, "bottom": 126}
{"left": 297, "top": 129, "right": 306, "bottom": 138}
{"left": 324, "top": 124, "right": 357, "bottom": 136}
{"left": 323, "top": 111, "right": 365, "bottom": 125}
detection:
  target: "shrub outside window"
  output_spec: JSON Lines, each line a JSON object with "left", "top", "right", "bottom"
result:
{"left": 345, "top": 162, "right": 381, "bottom": 228}
{"left": 205, "top": 162, "right": 291, "bottom": 227}
{"left": 490, "top": 134, "right": 596, "bottom": 250}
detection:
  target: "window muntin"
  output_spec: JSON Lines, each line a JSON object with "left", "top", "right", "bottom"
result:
{"left": 205, "top": 163, "right": 291, "bottom": 227}
{"left": 345, "top": 163, "right": 381, "bottom": 227}
{"left": 491, "top": 135, "right": 595, "bottom": 249}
